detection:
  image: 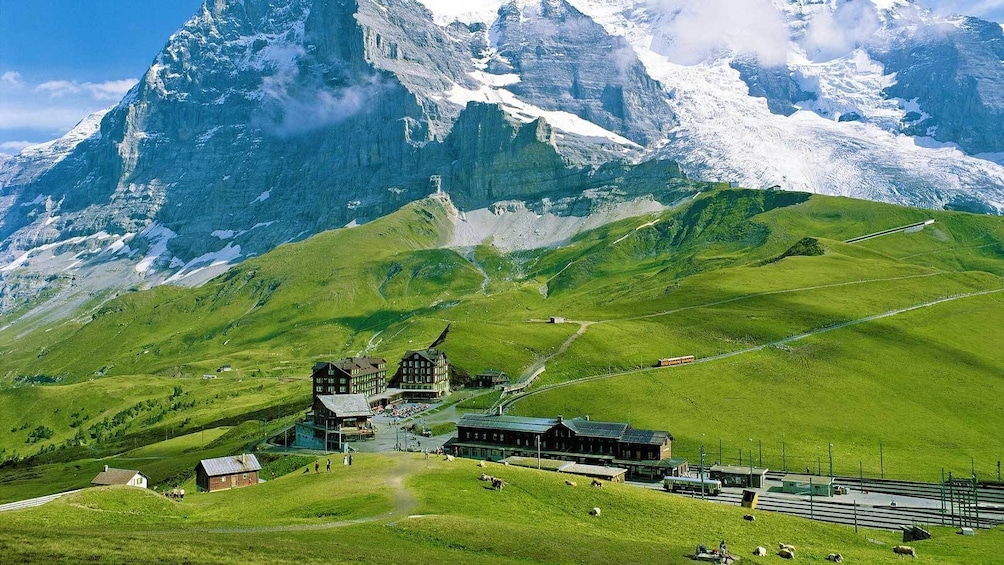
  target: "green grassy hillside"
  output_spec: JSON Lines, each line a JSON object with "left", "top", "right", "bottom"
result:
{"left": 1, "top": 189, "right": 1003, "bottom": 487}
{"left": 2, "top": 454, "right": 1001, "bottom": 564}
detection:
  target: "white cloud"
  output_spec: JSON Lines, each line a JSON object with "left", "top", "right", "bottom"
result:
{"left": 36, "top": 79, "right": 138, "bottom": 102}
{"left": 0, "top": 74, "right": 136, "bottom": 147}
{"left": 1, "top": 71, "right": 24, "bottom": 87}
{"left": 919, "top": 0, "right": 1004, "bottom": 22}
{"left": 647, "top": 0, "right": 789, "bottom": 66}
{"left": 804, "top": 2, "right": 881, "bottom": 61}
{"left": 0, "top": 140, "right": 36, "bottom": 154}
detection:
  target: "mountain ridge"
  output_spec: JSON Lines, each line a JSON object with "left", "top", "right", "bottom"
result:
{"left": 4, "top": 0, "right": 1004, "bottom": 320}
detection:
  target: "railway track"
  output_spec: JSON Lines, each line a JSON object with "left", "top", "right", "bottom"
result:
{"left": 634, "top": 473, "right": 1004, "bottom": 531}
{"left": 705, "top": 491, "right": 1003, "bottom": 531}
{"left": 761, "top": 471, "right": 1004, "bottom": 508}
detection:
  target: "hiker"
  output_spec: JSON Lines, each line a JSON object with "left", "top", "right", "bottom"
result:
{"left": 314, "top": 461, "right": 319, "bottom": 473}
{"left": 271, "top": 471, "right": 276, "bottom": 481}
{"left": 326, "top": 458, "right": 331, "bottom": 472}
{"left": 720, "top": 539, "right": 728, "bottom": 556}
{"left": 343, "top": 454, "right": 349, "bottom": 466}
{"left": 349, "top": 454, "right": 353, "bottom": 466}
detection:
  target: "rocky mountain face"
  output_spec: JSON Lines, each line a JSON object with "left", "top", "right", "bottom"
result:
{"left": 874, "top": 16, "right": 1004, "bottom": 156}
{"left": 3, "top": 0, "right": 1004, "bottom": 318}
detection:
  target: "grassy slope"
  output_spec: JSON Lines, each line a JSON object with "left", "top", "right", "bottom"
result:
{"left": 0, "top": 454, "right": 1000, "bottom": 564}
{"left": 0, "top": 189, "right": 1002, "bottom": 487}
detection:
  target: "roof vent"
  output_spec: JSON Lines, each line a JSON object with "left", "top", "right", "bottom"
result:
{"left": 104, "top": 465, "right": 109, "bottom": 472}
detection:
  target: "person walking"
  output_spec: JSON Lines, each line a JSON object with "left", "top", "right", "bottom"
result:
{"left": 326, "top": 458, "right": 331, "bottom": 472}
{"left": 348, "top": 454, "right": 353, "bottom": 466}
{"left": 314, "top": 461, "right": 319, "bottom": 473}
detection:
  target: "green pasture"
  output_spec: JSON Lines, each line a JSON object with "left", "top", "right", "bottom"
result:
{"left": 0, "top": 454, "right": 1001, "bottom": 564}
{"left": 514, "top": 291, "right": 1004, "bottom": 481}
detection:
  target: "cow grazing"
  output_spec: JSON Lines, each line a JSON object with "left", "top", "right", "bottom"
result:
{"left": 743, "top": 514, "right": 755, "bottom": 521}
{"left": 491, "top": 477, "right": 506, "bottom": 490}
{"left": 479, "top": 473, "right": 490, "bottom": 481}
{"left": 565, "top": 480, "right": 577, "bottom": 487}
{"left": 591, "top": 479, "right": 603, "bottom": 488}
{"left": 589, "top": 507, "right": 601, "bottom": 517}
{"left": 826, "top": 553, "right": 844, "bottom": 563}
{"left": 752, "top": 547, "right": 767, "bottom": 556}
{"left": 477, "top": 460, "right": 488, "bottom": 468}
{"left": 893, "top": 545, "right": 917, "bottom": 558}
{"left": 445, "top": 455, "right": 455, "bottom": 462}
{"left": 778, "top": 548, "right": 794, "bottom": 560}
{"left": 778, "top": 544, "right": 796, "bottom": 554}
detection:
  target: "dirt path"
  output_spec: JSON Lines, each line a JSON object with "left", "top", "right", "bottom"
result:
{"left": 503, "top": 287, "right": 1004, "bottom": 411}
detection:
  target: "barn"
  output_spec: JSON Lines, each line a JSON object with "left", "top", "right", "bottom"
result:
{"left": 91, "top": 466, "right": 149, "bottom": 489}
{"left": 196, "top": 454, "right": 261, "bottom": 492}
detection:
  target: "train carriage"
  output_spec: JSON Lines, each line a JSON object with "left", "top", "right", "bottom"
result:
{"left": 664, "top": 475, "right": 722, "bottom": 496}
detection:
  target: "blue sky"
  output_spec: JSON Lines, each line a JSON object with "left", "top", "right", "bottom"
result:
{"left": 0, "top": 0, "right": 1003, "bottom": 154}
{"left": 0, "top": 0, "right": 202, "bottom": 153}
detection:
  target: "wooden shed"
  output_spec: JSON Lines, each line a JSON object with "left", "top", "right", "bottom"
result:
{"left": 196, "top": 454, "right": 261, "bottom": 492}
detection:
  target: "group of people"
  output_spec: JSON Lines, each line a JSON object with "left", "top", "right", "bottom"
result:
{"left": 307, "top": 454, "right": 354, "bottom": 474}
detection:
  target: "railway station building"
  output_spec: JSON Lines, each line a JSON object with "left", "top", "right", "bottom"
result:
{"left": 445, "top": 414, "right": 675, "bottom": 479}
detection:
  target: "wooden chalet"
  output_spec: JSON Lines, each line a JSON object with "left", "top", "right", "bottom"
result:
{"left": 91, "top": 465, "right": 149, "bottom": 489}
{"left": 196, "top": 454, "right": 261, "bottom": 492}
{"left": 445, "top": 414, "right": 674, "bottom": 479}
{"left": 473, "top": 369, "right": 509, "bottom": 388}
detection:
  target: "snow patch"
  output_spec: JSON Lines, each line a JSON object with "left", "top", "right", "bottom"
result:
{"left": 211, "top": 230, "right": 235, "bottom": 240}
{"left": 163, "top": 243, "right": 242, "bottom": 284}
{"left": 134, "top": 224, "right": 178, "bottom": 275}
{"left": 445, "top": 84, "right": 641, "bottom": 148}
{"left": 252, "top": 189, "right": 271, "bottom": 203}
{"left": 415, "top": 0, "right": 506, "bottom": 25}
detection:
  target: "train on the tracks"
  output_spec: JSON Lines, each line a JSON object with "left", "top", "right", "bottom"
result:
{"left": 657, "top": 355, "right": 696, "bottom": 367}
{"left": 663, "top": 475, "right": 722, "bottom": 496}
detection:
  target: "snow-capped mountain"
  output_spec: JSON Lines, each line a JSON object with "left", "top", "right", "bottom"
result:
{"left": 2, "top": 0, "right": 1004, "bottom": 316}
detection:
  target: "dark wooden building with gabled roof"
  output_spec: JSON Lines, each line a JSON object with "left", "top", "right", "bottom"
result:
{"left": 196, "top": 454, "right": 261, "bottom": 492}
{"left": 312, "top": 357, "right": 387, "bottom": 398}
{"left": 391, "top": 349, "right": 450, "bottom": 400}
{"left": 445, "top": 414, "right": 674, "bottom": 479}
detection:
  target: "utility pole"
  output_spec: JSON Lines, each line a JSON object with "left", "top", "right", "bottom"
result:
{"left": 828, "top": 442, "right": 833, "bottom": 478}
{"left": 809, "top": 476, "right": 814, "bottom": 520}
{"left": 536, "top": 435, "right": 541, "bottom": 469}
{"left": 700, "top": 444, "right": 706, "bottom": 501}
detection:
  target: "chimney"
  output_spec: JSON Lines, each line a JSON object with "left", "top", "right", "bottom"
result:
{"left": 557, "top": 415, "right": 563, "bottom": 423}
{"left": 104, "top": 465, "right": 109, "bottom": 472}
{"left": 585, "top": 415, "right": 590, "bottom": 421}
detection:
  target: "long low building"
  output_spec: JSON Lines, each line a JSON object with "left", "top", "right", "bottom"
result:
{"left": 445, "top": 414, "right": 676, "bottom": 479}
